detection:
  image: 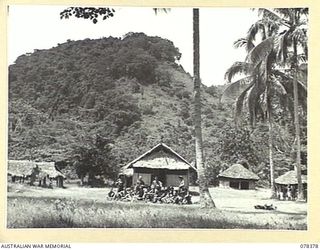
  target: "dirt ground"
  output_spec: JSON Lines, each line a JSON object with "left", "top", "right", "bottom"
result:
{"left": 203, "top": 187, "right": 306, "bottom": 215}
{"left": 8, "top": 183, "right": 307, "bottom": 216}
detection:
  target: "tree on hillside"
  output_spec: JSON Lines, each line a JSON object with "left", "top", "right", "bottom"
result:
{"left": 71, "top": 134, "right": 116, "bottom": 186}
{"left": 217, "top": 125, "right": 260, "bottom": 166}
{"left": 60, "top": 7, "right": 215, "bottom": 207}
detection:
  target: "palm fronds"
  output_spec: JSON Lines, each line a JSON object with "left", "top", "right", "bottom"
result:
{"left": 233, "top": 38, "right": 255, "bottom": 52}
{"left": 247, "top": 21, "right": 265, "bottom": 42}
{"left": 270, "top": 75, "right": 287, "bottom": 95}
{"left": 153, "top": 8, "right": 170, "bottom": 14}
{"left": 220, "top": 76, "right": 253, "bottom": 102}
{"left": 272, "top": 70, "right": 307, "bottom": 110}
{"left": 227, "top": 7, "right": 307, "bottom": 128}
{"left": 275, "top": 30, "right": 290, "bottom": 64}
{"left": 257, "top": 8, "right": 290, "bottom": 27}
{"left": 247, "top": 78, "right": 266, "bottom": 126}
{"left": 246, "top": 37, "right": 274, "bottom": 67}
{"left": 235, "top": 83, "right": 254, "bottom": 125}
{"left": 224, "top": 61, "right": 253, "bottom": 82}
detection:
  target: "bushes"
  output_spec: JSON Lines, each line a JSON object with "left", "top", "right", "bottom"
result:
{"left": 140, "top": 104, "right": 156, "bottom": 116}
{"left": 155, "top": 66, "right": 171, "bottom": 88}
{"left": 176, "top": 89, "right": 190, "bottom": 100}
{"left": 110, "top": 48, "right": 157, "bottom": 84}
{"left": 205, "top": 85, "right": 219, "bottom": 97}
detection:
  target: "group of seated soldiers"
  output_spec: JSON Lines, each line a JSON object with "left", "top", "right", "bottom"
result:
{"left": 107, "top": 175, "right": 192, "bottom": 204}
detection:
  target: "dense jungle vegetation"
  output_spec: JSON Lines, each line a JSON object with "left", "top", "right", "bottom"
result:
{"left": 8, "top": 32, "right": 307, "bottom": 186}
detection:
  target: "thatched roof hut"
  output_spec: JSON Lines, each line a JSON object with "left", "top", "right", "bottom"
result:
{"left": 217, "top": 164, "right": 259, "bottom": 190}
{"left": 218, "top": 164, "right": 259, "bottom": 180}
{"left": 8, "top": 160, "right": 65, "bottom": 178}
{"left": 7, "top": 160, "right": 35, "bottom": 177}
{"left": 36, "top": 162, "right": 65, "bottom": 178}
{"left": 123, "top": 143, "right": 195, "bottom": 187}
{"left": 275, "top": 170, "right": 307, "bottom": 185}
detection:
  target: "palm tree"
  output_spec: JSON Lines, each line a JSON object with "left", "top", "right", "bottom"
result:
{"left": 248, "top": 8, "right": 308, "bottom": 200}
{"left": 193, "top": 8, "right": 215, "bottom": 207}
{"left": 224, "top": 63, "right": 280, "bottom": 197}
{"left": 223, "top": 19, "right": 279, "bottom": 196}
{"left": 60, "top": 7, "right": 216, "bottom": 207}
{"left": 223, "top": 12, "right": 307, "bottom": 198}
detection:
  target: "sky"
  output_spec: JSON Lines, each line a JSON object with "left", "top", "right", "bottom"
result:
{"left": 8, "top": 6, "right": 259, "bottom": 86}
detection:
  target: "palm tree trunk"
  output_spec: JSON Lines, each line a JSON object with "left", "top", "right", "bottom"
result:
{"left": 193, "top": 8, "right": 215, "bottom": 208}
{"left": 266, "top": 81, "right": 276, "bottom": 199}
{"left": 268, "top": 111, "right": 276, "bottom": 198}
{"left": 80, "top": 174, "right": 84, "bottom": 186}
{"left": 293, "top": 38, "right": 304, "bottom": 201}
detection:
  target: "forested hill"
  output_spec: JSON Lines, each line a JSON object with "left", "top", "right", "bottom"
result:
{"left": 8, "top": 32, "right": 300, "bottom": 184}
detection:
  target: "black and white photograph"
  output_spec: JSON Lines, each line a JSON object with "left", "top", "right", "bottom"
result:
{"left": 7, "top": 6, "right": 308, "bottom": 230}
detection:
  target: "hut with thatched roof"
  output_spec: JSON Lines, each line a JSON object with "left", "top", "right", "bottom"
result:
{"left": 122, "top": 143, "right": 196, "bottom": 187}
{"left": 275, "top": 170, "right": 307, "bottom": 200}
{"left": 275, "top": 170, "right": 307, "bottom": 186}
{"left": 7, "top": 160, "right": 35, "bottom": 178}
{"left": 217, "top": 163, "right": 259, "bottom": 190}
{"left": 8, "top": 160, "right": 65, "bottom": 187}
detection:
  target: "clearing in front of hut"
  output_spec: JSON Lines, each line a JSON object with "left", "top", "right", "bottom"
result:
{"left": 7, "top": 183, "right": 307, "bottom": 229}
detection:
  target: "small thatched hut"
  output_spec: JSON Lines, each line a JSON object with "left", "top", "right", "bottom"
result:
{"left": 122, "top": 143, "right": 196, "bottom": 187}
{"left": 275, "top": 170, "right": 307, "bottom": 186}
{"left": 217, "top": 163, "right": 259, "bottom": 190}
{"left": 275, "top": 170, "right": 307, "bottom": 200}
{"left": 7, "top": 160, "right": 34, "bottom": 178}
{"left": 8, "top": 160, "right": 65, "bottom": 187}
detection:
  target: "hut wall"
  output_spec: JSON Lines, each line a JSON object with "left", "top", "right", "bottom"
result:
{"left": 229, "top": 180, "right": 240, "bottom": 189}
{"left": 56, "top": 176, "right": 64, "bottom": 188}
{"left": 248, "top": 181, "right": 256, "bottom": 190}
{"left": 219, "top": 179, "right": 230, "bottom": 188}
{"left": 166, "top": 174, "right": 188, "bottom": 187}
{"left": 219, "top": 177, "right": 257, "bottom": 190}
{"left": 133, "top": 172, "right": 152, "bottom": 186}
{"left": 132, "top": 168, "right": 189, "bottom": 187}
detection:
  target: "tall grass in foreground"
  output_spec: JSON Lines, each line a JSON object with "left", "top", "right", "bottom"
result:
{"left": 7, "top": 197, "right": 307, "bottom": 229}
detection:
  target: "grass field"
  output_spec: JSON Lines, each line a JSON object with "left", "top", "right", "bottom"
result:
{"left": 7, "top": 183, "right": 307, "bottom": 229}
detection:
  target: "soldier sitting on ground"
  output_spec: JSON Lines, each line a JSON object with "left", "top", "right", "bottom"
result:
{"left": 144, "top": 186, "right": 155, "bottom": 202}
{"left": 177, "top": 176, "right": 192, "bottom": 204}
{"left": 181, "top": 187, "right": 192, "bottom": 204}
{"left": 151, "top": 176, "right": 163, "bottom": 193}
{"left": 178, "top": 176, "right": 185, "bottom": 192}
{"left": 114, "top": 177, "right": 125, "bottom": 200}
{"left": 135, "top": 176, "right": 145, "bottom": 195}
{"left": 107, "top": 187, "right": 115, "bottom": 199}
{"left": 160, "top": 186, "right": 174, "bottom": 203}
